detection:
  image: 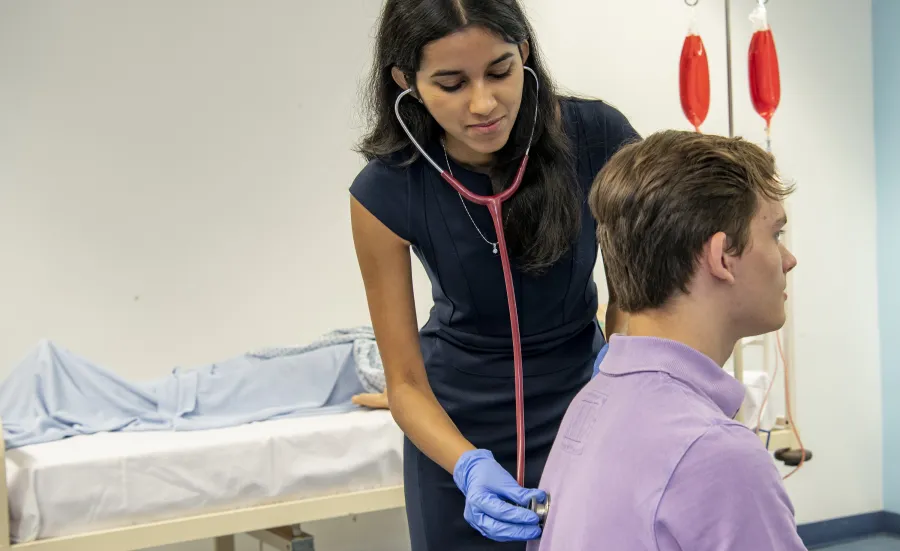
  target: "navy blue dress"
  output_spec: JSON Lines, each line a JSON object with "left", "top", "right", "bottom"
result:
{"left": 350, "top": 98, "right": 639, "bottom": 551}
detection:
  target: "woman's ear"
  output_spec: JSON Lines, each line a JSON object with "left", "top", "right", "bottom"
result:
{"left": 391, "top": 66, "right": 410, "bottom": 91}
{"left": 519, "top": 40, "right": 531, "bottom": 66}
{"left": 391, "top": 66, "right": 423, "bottom": 103}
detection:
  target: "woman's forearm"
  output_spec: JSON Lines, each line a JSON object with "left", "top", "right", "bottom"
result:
{"left": 389, "top": 381, "right": 477, "bottom": 474}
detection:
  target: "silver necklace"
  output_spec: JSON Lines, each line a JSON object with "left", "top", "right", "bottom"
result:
{"left": 441, "top": 139, "right": 499, "bottom": 255}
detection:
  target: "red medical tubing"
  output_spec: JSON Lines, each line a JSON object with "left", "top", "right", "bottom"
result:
{"left": 746, "top": 3, "right": 806, "bottom": 478}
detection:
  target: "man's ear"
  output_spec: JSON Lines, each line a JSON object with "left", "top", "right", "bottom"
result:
{"left": 704, "top": 232, "right": 736, "bottom": 284}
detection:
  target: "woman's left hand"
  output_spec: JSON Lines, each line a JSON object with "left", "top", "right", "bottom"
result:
{"left": 352, "top": 392, "right": 390, "bottom": 409}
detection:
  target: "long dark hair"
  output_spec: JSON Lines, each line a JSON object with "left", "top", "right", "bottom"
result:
{"left": 356, "top": 0, "right": 581, "bottom": 275}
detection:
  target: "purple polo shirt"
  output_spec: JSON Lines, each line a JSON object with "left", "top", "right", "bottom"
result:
{"left": 528, "top": 335, "right": 805, "bottom": 551}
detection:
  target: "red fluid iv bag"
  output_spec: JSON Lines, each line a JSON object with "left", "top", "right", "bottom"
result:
{"left": 748, "top": 4, "right": 780, "bottom": 130}
{"left": 679, "top": 32, "right": 710, "bottom": 132}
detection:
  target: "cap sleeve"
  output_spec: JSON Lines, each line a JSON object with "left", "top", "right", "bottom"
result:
{"left": 574, "top": 99, "right": 641, "bottom": 181}
{"left": 349, "top": 158, "right": 414, "bottom": 244}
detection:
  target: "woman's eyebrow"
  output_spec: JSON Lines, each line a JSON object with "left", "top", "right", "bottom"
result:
{"left": 430, "top": 52, "right": 515, "bottom": 78}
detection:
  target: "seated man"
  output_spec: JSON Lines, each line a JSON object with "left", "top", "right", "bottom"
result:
{"left": 528, "top": 130, "right": 806, "bottom": 550}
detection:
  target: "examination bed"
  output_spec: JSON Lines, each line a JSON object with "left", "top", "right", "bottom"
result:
{"left": 0, "top": 409, "right": 405, "bottom": 550}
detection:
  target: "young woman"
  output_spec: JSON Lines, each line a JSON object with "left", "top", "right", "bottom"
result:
{"left": 349, "top": 1, "right": 639, "bottom": 549}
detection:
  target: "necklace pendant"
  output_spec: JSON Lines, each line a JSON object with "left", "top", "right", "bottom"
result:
{"left": 492, "top": 243, "right": 498, "bottom": 254}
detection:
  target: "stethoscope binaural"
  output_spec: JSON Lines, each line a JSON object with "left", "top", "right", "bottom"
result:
{"left": 394, "top": 66, "right": 550, "bottom": 528}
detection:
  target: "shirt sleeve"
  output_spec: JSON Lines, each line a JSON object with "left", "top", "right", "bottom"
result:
{"left": 654, "top": 423, "right": 806, "bottom": 551}
{"left": 576, "top": 99, "right": 641, "bottom": 181}
{"left": 349, "top": 158, "right": 415, "bottom": 244}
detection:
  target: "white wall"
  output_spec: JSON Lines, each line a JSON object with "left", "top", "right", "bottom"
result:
{"left": 0, "top": 0, "right": 882, "bottom": 549}
{"left": 0, "top": 0, "right": 435, "bottom": 381}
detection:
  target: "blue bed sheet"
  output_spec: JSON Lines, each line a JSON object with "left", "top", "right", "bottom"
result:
{"left": 0, "top": 327, "right": 386, "bottom": 450}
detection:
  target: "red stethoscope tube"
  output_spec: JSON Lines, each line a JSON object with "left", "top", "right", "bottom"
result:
{"left": 394, "top": 66, "right": 539, "bottom": 486}
{"left": 440, "top": 161, "right": 529, "bottom": 485}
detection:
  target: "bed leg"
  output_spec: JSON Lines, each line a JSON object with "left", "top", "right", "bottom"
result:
{"left": 247, "top": 525, "right": 316, "bottom": 550}
{"left": 214, "top": 535, "right": 236, "bottom": 551}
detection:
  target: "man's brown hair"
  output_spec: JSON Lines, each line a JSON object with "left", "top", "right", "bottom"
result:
{"left": 589, "top": 129, "right": 794, "bottom": 313}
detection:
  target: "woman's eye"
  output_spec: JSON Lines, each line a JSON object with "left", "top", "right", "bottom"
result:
{"left": 436, "top": 82, "right": 463, "bottom": 92}
{"left": 434, "top": 67, "right": 513, "bottom": 93}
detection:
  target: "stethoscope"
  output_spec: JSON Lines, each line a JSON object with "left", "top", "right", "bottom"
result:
{"left": 394, "top": 66, "right": 550, "bottom": 528}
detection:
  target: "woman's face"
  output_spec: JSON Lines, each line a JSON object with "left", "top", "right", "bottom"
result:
{"left": 396, "top": 26, "right": 530, "bottom": 167}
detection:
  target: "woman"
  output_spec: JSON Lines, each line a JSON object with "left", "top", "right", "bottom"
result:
{"left": 349, "top": 1, "right": 638, "bottom": 549}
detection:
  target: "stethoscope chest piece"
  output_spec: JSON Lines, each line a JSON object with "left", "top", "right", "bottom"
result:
{"left": 530, "top": 492, "right": 551, "bottom": 527}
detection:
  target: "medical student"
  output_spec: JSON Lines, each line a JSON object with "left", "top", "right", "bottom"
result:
{"left": 529, "top": 130, "right": 806, "bottom": 551}
{"left": 348, "top": 1, "right": 638, "bottom": 549}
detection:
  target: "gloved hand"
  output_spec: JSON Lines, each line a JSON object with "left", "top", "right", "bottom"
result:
{"left": 453, "top": 449, "right": 546, "bottom": 542}
{"left": 591, "top": 343, "right": 610, "bottom": 379}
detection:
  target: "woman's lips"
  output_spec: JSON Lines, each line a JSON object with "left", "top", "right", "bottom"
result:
{"left": 468, "top": 116, "right": 504, "bottom": 135}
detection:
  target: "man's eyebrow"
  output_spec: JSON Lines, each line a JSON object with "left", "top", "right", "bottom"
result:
{"left": 430, "top": 52, "right": 515, "bottom": 78}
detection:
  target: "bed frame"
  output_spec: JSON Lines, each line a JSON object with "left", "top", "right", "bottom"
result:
{"left": 0, "top": 421, "right": 406, "bottom": 551}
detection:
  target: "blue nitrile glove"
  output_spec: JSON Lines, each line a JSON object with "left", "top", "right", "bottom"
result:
{"left": 591, "top": 343, "right": 610, "bottom": 379}
{"left": 453, "top": 449, "right": 546, "bottom": 542}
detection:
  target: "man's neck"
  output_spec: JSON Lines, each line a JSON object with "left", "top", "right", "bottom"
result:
{"left": 625, "top": 305, "right": 737, "bottom": 367}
